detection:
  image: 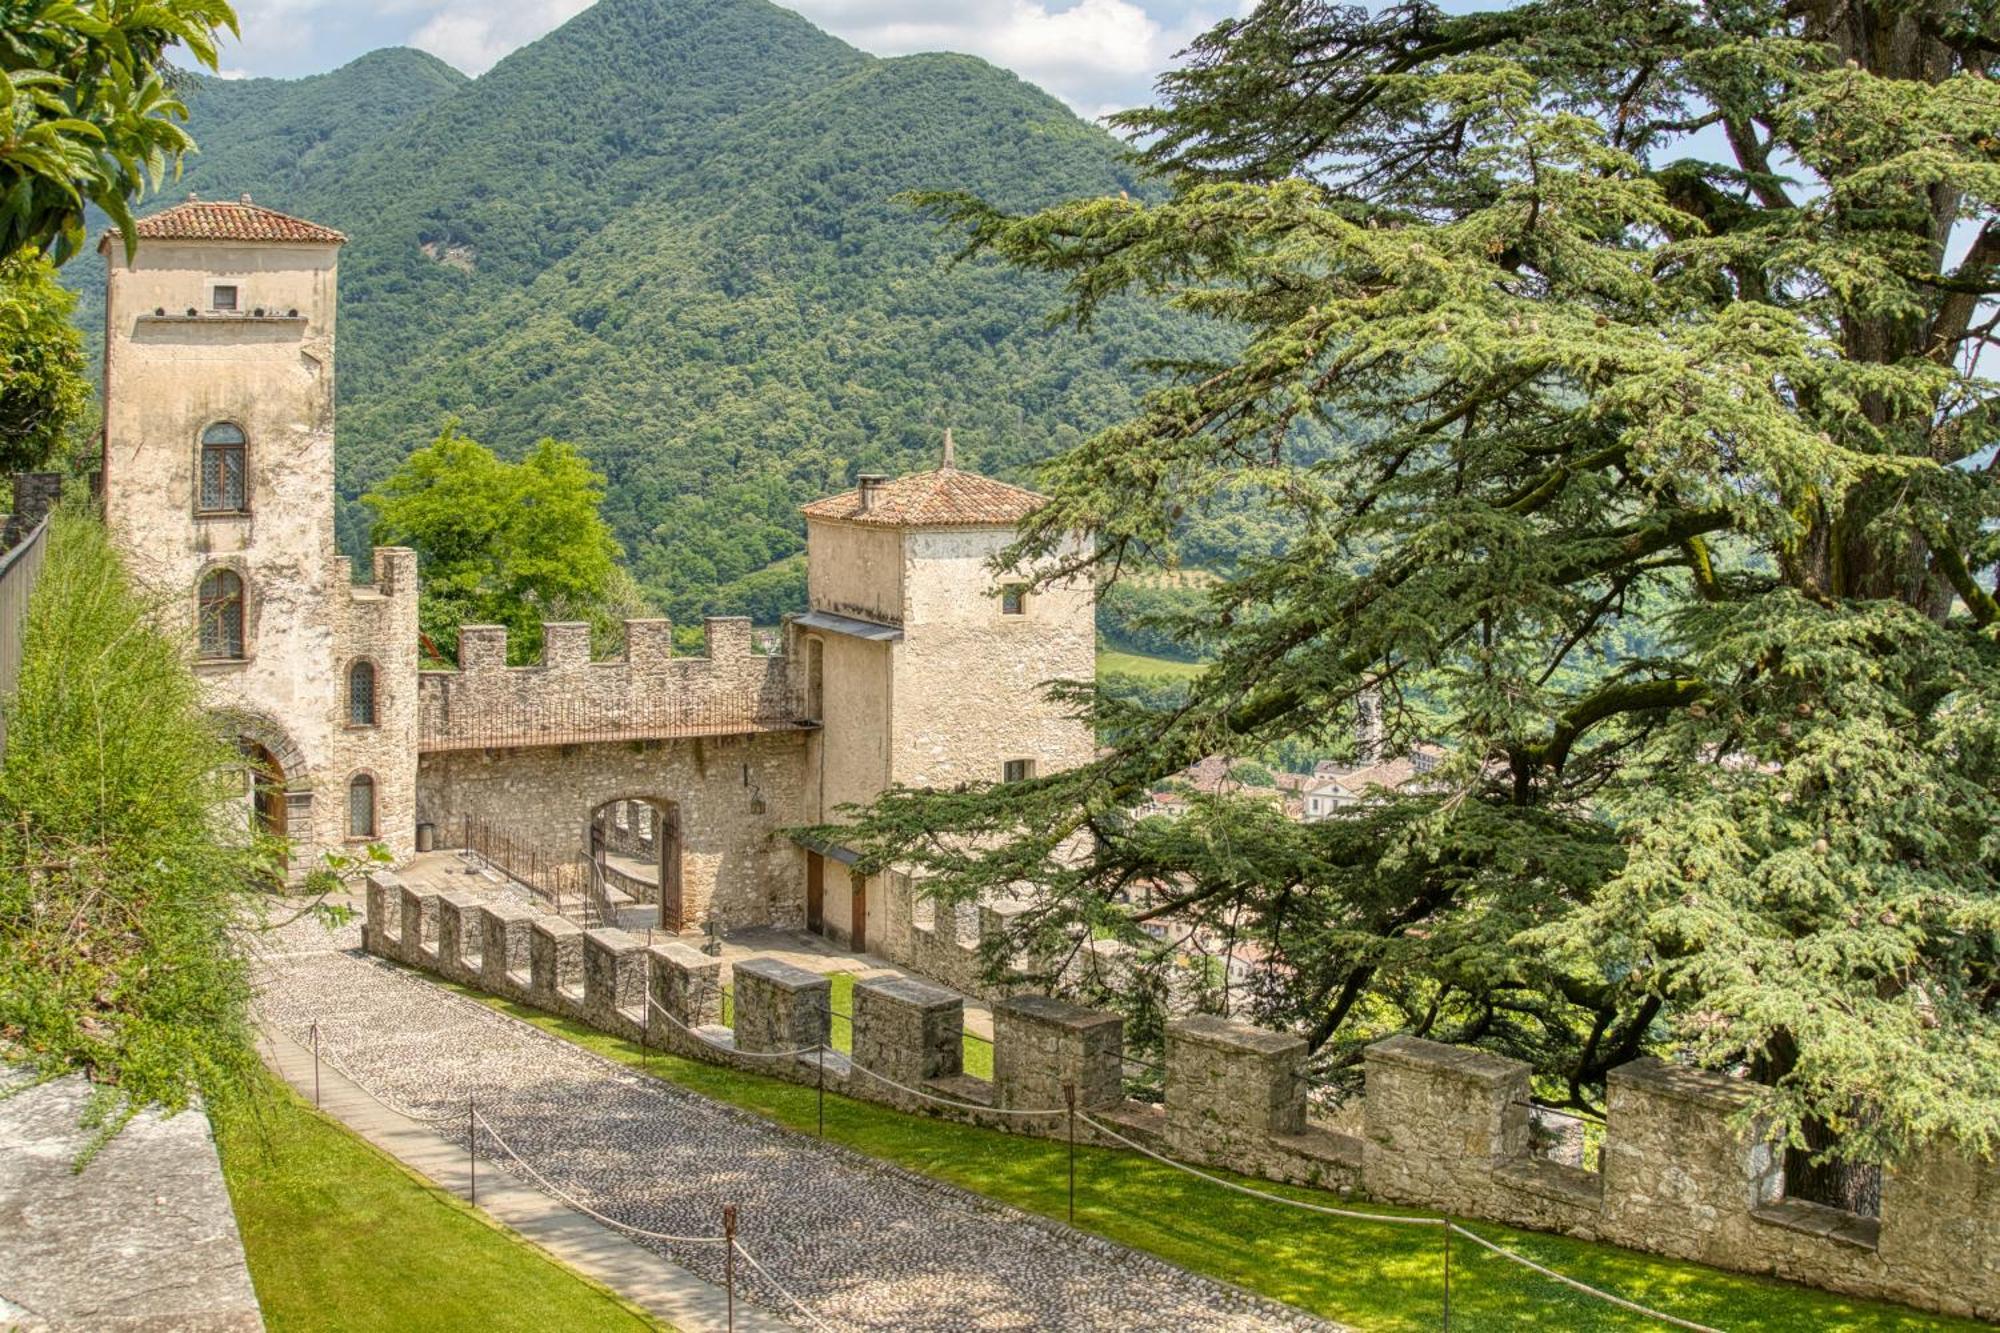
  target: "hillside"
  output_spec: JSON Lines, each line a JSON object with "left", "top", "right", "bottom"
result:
{"left": 74, "top": 0, "right": 1208, "bottom": 624}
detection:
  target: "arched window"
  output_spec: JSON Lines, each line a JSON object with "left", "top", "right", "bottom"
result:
{"left": 347, "top": 660, "right": 377, "bottom": 726}
{"left": 199, "top": 423, "right": 247, "bottom": 513}
{"left": 197, "top": 569, "right": 245, "bottom": 659}
{"left": 347, "top": 774, "right": 376, "bottom": 839}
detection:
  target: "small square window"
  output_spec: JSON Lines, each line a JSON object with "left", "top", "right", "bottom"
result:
{"left": 1003, "top": 759, "right": 1034, "bottom": 784}
{"left": 210, "top": 284, "right": 239, "bottom": 312}
{"left": 1000, "top": 584, "right": 1028, "bottom": 616}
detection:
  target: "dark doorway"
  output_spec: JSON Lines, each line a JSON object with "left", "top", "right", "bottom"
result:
{"left": 243, "top": 742, "right": 286, "bottom": 838}
{"left": 806, "top": 851, "right": 824, "bottom": 933}
{"left": 850, "top": 870, "right": 868, "bottom": 953}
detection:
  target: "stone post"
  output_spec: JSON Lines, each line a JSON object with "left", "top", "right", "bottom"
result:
{"left": 1165, "top": 1015, "right": 1306, "bottom": 1170}
{"left": 434, "top": 893, "right": 484, "bottom": 984}
{"left": 992, "top": 994, "right": 1122, "bottom": 1112}
{"left": 399, "top": 886, "right": 439, "bottom": 965}
{"left": 852, "top": 976, "right": 963, "bottom": 1089}
{"left": 362, "top": 871, "right": 400, "bottom": 957}
{"left": 648, "top": 942, "right": 723, "bottom": 1030}
{"left": 1599, "top": 1057, "right": 1778, "bottom": 1269}
{"left": 540, "top": 621, "right": 591, "bottom": 669}
{"left": 528, "top": 915, "right": 585, "bottom": 1012}
{"left": 732, "top": 957, "right": 829, "bottom": 1056}
{"left": 477, "top": 902, "right": 536, "bottom": 999}
{"left": 581, "top": 928, "right": 648, "bottom": 1039}
{"left": 1360, "top": 1034, "right": 1531, "bottom": 1215}
{"left": 1878, "top": 1138, "right": 2000, "bottom": 1319}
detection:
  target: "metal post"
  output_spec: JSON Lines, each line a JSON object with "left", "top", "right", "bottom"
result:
{"left": 643, "top": 991, "right": 651, "bottom": 1073}
{"left": 1064, "top": 1081, "right": 1077, "bottom": 1224}
{"left": 723, "top": 1203, "right": 738, "bottom": 1331}
{"left": 817, "top": 1038, "right": 826, "bottom": 1137}
{"left": 1442, "top": 1213, "right": 1451, "bottom": 1330}
{"left": 468, "top": 1096, "right": 476, "bottom": 1206}
{"left": 310, "top": 1022, "right": 321, "bottom": 1108}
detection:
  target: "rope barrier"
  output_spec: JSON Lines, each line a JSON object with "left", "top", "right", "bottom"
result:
{"left": 730, "top": 1239, "right": 839, "bottom": 1332}
{"left": 1078, "top": 1111, "right": 1726, "bottom": 1330}
{"left": 1446, "top": 1222, "right": 1725, "bottom": 1333}
{"left": 1076, "top": 1112, "right": 1447, "bottom": 1227}
{"left": 843, "top": 1057, "right": 1069, "bottom": 1118}
{"left": 470, "top": 1109, "right": 729, "bottom": 1246}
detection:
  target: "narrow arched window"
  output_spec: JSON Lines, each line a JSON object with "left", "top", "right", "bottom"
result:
{"left": 199, "top": 423, "right": 247, "bottom": 513}
{"left": 347, "top": 660, "right": 377, "bottom": 726}
{"left": 347, "top": 774, "right": 376, "bottom": 839}
{"left": 197, "top": 569, "right": 245, "bottom": 659}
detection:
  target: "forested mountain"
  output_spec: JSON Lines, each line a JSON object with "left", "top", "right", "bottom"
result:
{"left": 73, "top": 0, "right": 1215, "bottom": 623}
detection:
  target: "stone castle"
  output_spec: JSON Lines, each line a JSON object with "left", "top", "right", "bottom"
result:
{"left": 98, "top": 197, "right": 1094, "bottom": 942}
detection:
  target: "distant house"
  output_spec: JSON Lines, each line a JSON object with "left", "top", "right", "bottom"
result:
{"left": 1301, "top": 745, "right": 1446, "bottom": 821}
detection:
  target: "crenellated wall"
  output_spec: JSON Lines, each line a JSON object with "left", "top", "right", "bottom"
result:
{"left": 418, "top": 616, "right": 803, "bottom": 752}
{"left": 363, "top": 871, "right": 1999, "bottom": 1322}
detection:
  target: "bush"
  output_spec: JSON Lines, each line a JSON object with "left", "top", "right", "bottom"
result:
{"left": 0, "top": 506, "right": 271, "bottom": 1143}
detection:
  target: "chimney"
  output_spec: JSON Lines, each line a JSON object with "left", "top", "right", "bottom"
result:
{"left": 941, "top": 426, "right": 957, "bottom": 470}
{"left": 240, "top": 192, "right": 253, "bottom": 205}
{"left": 856, "top": 474, "right": 888, "bottom": 512}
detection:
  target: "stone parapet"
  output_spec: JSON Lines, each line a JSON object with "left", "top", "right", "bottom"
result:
{"left": 732, "top": 957, "right": 829, "bottom": 1055}
{"left": 363, "top": 871, "right": 400, "bottom": 956}
{"left": 477, "top": 901, "right": 536, "bottom": 998}
{"left": 648, "top": 941, "right": 723, "bottom": 1030}
{"left": 852, "top": 976, "right": 963, "bottom": 1092}
{"left": 435, "top": 893, "right": 484, "bottom": 984}
{"left": 529, "top": 915, "right": 585, "bottom": 1011}
{"left": 581, "top": 928, "right": 647, "bottom": 1038}
{"left": 1165, "top": 1015, "right": 1306, "bottom": 1172}
{"left": 993, "top": 994, "right": 1122, "bottom": 1112}
{"left": 399, "top": 883, "right": 438, "bottom": 965}
{"left": 1361, "top": 1034, "right": 1531, "bottom": 1217}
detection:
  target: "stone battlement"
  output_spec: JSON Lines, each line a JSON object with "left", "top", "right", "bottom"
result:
{"left": 363, "top": 872, "right": 1997, "bottom": 1322}
{"left": 417, "top": 617, "right": 806, "bottom": 751}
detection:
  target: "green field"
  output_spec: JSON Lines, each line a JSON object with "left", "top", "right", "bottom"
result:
{"left": 1097, "top": 648, "right": 1207, "bottom": 680}
{"left": 446, "top": 978, "right": 1966, "bottom": 1333}
{"left": 216, "top": 1074, "right": 657, "bottom": 1332}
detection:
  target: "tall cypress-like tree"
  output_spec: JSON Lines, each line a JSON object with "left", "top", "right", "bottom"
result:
{"left": 834, "top": 1, "right": 2000, "bottom": 1171}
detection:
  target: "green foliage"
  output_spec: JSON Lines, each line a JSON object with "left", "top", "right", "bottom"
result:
{"left": 1098, "top": 578, "right": 1212, "bottom": 660}
{"left": 0, "top": 0, "right": 237, "bottom": 261}
{"left": 0, "top": 246, "right": 88, "bottom": 469}
{"left": 0, "top": 505, "right": 269, "bottom": 1135}
{"left": 1228, "top": 760, "right": 1277, "bottom": 788}
{"left": 845, "top": 1, "right": 2000, "bottom": 1164}
{"left": 363, "top": 422, "right": 626, "bottom": 664}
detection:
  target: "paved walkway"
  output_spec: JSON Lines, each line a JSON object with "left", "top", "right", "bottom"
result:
{"left": 251, "top": 915, "right": 1325, "bottom": 1332}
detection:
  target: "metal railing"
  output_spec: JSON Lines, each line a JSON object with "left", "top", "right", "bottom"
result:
{"left": 450, "top": 816, "right": 608, "bottom": 927}
{"left": 0, "top": 514, "right": 50, "bottom": 756}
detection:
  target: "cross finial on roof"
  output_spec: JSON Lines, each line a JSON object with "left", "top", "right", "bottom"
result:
{"left": 941, "top": 426, "right": 956, "bottom": 470}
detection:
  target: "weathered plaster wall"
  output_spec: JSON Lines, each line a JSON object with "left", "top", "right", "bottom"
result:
{"left": 414, "top": 730, "right": 807, "bottom": 930}
{"left": 891, "top": 528, "right": 1095, "bottom": 791}
{"left": 805, "top": 519, "right": 904, "bottom": 625}
{"left": 803, "top": 630, "right": 892, "bottom": 824}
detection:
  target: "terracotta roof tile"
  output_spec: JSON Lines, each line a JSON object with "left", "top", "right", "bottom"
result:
{"left": 103, "top": 196, "right": 345, "bottom": 247}
{"left": 801, "top": 466, "right": 1046, "bottom": 529}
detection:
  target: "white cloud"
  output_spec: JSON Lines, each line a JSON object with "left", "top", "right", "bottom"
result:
{"left": 408, "top": 0, "right": 598, "bottom": 75}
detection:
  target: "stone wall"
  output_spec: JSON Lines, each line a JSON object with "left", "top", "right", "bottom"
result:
{"left": 363, "top": 870, "right": 1999, "bottom": 1323}
{"left": 418, "top": 617, "right": 800, "bottom": 751}
{"left": 414, "top": 728, "right": 807, "bottom": 931}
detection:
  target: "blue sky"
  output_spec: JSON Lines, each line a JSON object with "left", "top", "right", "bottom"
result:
{"left": 217, "top": 0, "right": 1255, "bottom": 121}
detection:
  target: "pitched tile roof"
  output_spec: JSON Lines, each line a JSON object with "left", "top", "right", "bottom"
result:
{"left": 103, "top": 196, "right": 346, "bottom": 247}
{"left": 801, "top": 465, "right": 1047, "bottom": 529}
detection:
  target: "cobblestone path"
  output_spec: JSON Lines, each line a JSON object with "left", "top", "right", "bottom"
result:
{"left": 252, "top": 917, "right": 1329, "bottom": 1332}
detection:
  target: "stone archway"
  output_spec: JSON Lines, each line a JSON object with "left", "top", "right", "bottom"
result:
{"left": 217, "top": 708, "right": 312, "bottom": 864}
{"left": 587, "top": 797, "right": 684, "bottom": 932}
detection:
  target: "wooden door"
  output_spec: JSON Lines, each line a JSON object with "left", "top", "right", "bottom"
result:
{"left": 659, "top": 805, "right": 683, "bottom": 932}
{"left": 247, "top": 744, "right": 286, "bottom": 838}
{"left": 850, "top": 871, "right": 868, "bottom": 953}
{"left": 806, "top": 851, "right": 824, "bottom": 933}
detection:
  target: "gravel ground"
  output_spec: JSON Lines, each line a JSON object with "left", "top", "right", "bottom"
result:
{"left": 249, "top": 915, "right": 1334, "bottom": 1332}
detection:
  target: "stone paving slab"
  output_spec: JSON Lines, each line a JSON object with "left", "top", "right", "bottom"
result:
{"left": 250, "top": 916, "right": 1333, "bottom": 1333}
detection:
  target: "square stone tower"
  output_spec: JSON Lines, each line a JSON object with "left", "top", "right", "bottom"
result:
{"left": 793, "top": 440, "right": 1095, "bottom": 947}
{"left": 100, "top": 195, "right": 419, "bottom": 870}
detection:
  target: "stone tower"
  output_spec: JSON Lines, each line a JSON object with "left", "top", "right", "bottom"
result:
{"left": 792, "top": 446, "right": 1095, "bottom": 947}
{"left": 100, "top": 196, "right": 419, "bottom": 870}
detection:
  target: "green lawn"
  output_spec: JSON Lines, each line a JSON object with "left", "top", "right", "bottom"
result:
{"left": 448, "top": 980, "right": 1967, "bottom": 1333}
{"left": 214, "top": 1072, "right": 660, "bottom": 1332}
{"left": 1097, "top": 648, "right": 1208, "bottom": 680}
